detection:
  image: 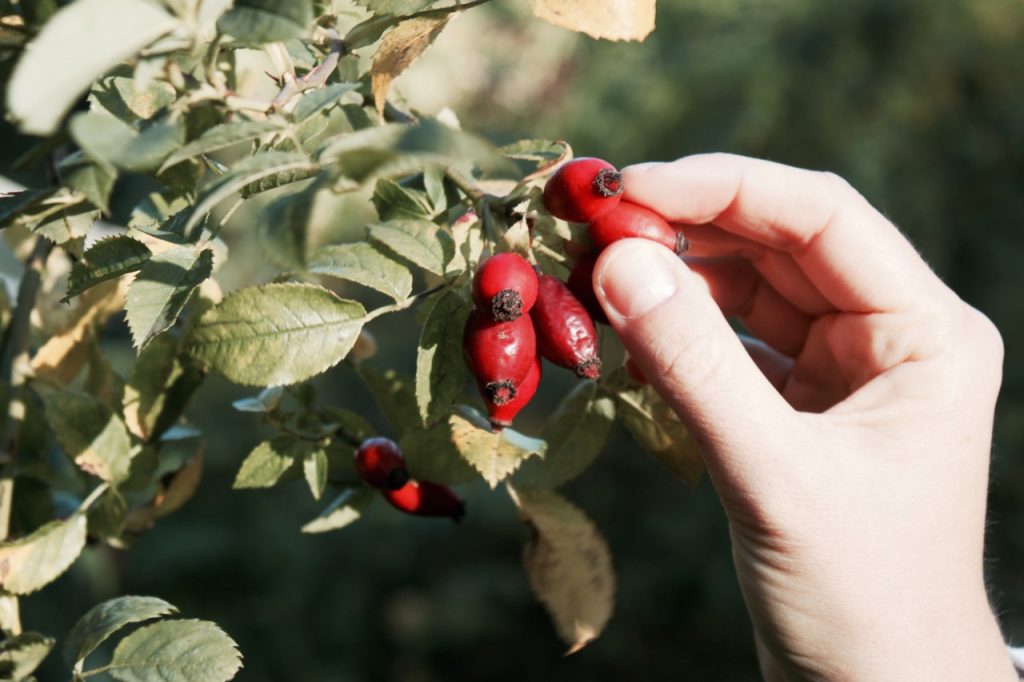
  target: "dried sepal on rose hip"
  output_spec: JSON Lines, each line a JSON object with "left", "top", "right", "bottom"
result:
{"left": 531, "top": 274, "right": 601, "bottom": 380}
{"left": 463, "top": 310, "right": 537, "bottom": 406}
{"left": 383, "top": 479, "right": 466, "bottom": 522}
{"left": 354, "top": 437, "right": 410, "bottom": 490}
{"left": 588, "top": 200, "right": 688, "bottom": 254}
{"left": 487, "top": 352, "right": 541, "bottom": 429}
{"left": 472, "top": 253, "right": 539, "bottom": 322}
{"left": 543, "top": 157, "right": 624, "bottom": 223}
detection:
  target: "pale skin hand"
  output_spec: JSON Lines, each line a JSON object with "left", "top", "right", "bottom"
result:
{"left": 592, "top": 154, "right": 1015, "bottom": 681}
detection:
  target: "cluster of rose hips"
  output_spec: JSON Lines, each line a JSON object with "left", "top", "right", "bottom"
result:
{"left": 546, "top": 157, "right": 687, "bottom": 325}
{"left": 355, "top": 437, "right": 465, "bottom": 521}
{"left": 463, "top": 250, "right": 602, "bottom": 429}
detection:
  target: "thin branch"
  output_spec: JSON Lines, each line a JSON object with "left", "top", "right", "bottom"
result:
{"left": 269, "top": 33, "right": 344, "bottom": 112}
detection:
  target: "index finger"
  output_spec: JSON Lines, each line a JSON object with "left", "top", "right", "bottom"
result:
{"left": 622, "top": 153, "right": 946, "bottom": 313}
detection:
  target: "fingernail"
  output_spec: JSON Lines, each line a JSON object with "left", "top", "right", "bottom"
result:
{"left": 597, "top": 240, "right": 679, "bottom": 319}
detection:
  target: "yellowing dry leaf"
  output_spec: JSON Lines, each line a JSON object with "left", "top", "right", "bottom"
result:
{"left": 528, "top": 0, "right": 656, "bottom": 42}
{"left": 449, "top": 410, "right": 545, "bottom": 488}
{"left": 509, "top": 486, "right": 615, "bottom": 653}
{"left": 31, "top": 279, "right": 127, "bottom": 383}
{"left": 371, "top": 14, "right": 454, "bottom": 117}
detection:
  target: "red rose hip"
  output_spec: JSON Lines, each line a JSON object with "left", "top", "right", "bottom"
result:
{"left": 543, "top": 157, "right": 623, "bottom": 223}
{"left": 463, "top": 311, "right": 536, "bottom": 405}
{"left": 589, "top": 200, "right": 688, "bottom": 254}
{"left": 472, "top": 253, "right": 539, "bottom": 322}
{"left": 566, "top": 253, "right": 608, "bottom": 325}
{"left": 531, "top": 274, "right": 601, "bottom": 380}
{"left": 384, "top": 479, "right": 466, "bottom": 522}
{"left": 487, "top": 352, "right": 541, "bottom": 429}
{"left": 354, "top": 437, "right": 409, "bottom": 490}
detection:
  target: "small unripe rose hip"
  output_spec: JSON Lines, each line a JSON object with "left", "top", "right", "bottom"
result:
{"left": 472, "top": 253, "right": 539, "bottom": 322}
{"left": 463, "top": 311, "right": 537, "bottom": 405}
{"left": 384, "top": 479, "right": 466, "bottom": 522}
{"left": 487, "top": 352, "right": 541, "bottom": 429}
{"left": 566, "top": 253, "right": 608, "bottom": 325}
{"left": 543, "top": 157, "right": 624, "bottom": 223}
{"left": 531, "top": 274, "right": 601, "bottom": 380}
{"left": 588, "top": 200, "right": 688, "bottom": 254}
{"left": 354, "top": 437, "right": 409, "bottom": 490}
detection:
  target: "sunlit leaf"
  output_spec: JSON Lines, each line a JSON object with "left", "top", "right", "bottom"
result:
{"left": 233, "top": 437, "right": 301, "bottom": 489}
{"left": 0, "top": 515, "right": 87, "bottom": 595}
{"left": 64, "top": 236, "right": 151, "bottom": 301}
{"left": 161, "top": 120, "right": 283, "bottom": 170}
{"left": 616, "top": 382, "right": 704, "bottom": 486}
{"left": 371, "top": 14, "right": 453, "bottom": 116}
{"left": 63, "top": 596, "right": 176, "bottom": 668}
{"left": 449, "top": 407, "right": 545, "bottom": 488}
{"left": 301, "top": 488, "right": 376, "bottom": 534}
{"left": 307, "top": 242, "right": 414, "bottom": 302}
{"left": 528, "top": 0, "right": 655, "bottom": 41}
{"left": 217, "top": 0, "right": 313, "bottom": 43}
{"left": 40, "top": 388, "right": 135, "bottom": 484}
{"left": 415, "top": 288, "right": 470, "bottom": 426}
{"left": 368, "top": 219, "right": 454, "bottom": 276}
{"left": 188, "top": 283, "right": 366, "bottom": 386}
{"left": 107, "top": 618, "right": 242, "bottom": 682}
{"left": 0, "top": 632, "right": 55, "bottom": 680}
{"left": 509, "top": 486, "right": 615, "bottom": 654}
{"left": 125, "top": 246, "right": 213, "bottom": 349}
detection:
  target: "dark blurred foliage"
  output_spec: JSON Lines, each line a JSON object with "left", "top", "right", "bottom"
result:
{"left": 17, "top": 0, "right": 1024, "bottom": 679}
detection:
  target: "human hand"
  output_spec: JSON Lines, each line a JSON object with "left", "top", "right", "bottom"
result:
{"left": 592, "top": 154, "right": 1015, "bottom": 681}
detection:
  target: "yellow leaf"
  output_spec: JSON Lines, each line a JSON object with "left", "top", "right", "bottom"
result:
{"left": 528, "top": 0, "right": 656, "bottom": 42}
{"left": 449, "top": 409, "right": 545, "bottom": 488}
{"left": 371, "top": 14, "right": 454, "bottom": 117}
{"left": 30, "top": 279, "right": 127, "bottom": 383}
{"left": 509, "top": 486, "right": 615, "bottom": 653}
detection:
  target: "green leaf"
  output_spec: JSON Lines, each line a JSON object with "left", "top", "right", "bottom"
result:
{"left": 303, "top": 448, "right": 328, "bottom": 500}
{"left": 372, "top": 178, "right": 435, "bottom": 221}
{"left": 89, "top": 65, "right": 177, "bottom": 124}
{"left": 70, "top": 112, "right": 185, "bottom": 174}
{"left": 63, "top": 596, "right": 177, "bottom": 669}
{"left": 6, "top": 0, "right": 180, "bottom": 135}
{"left": 395, "top": 118, "right": 519, "bottom": 178}
{"left": 367, "top": 219, "right": 453, "bottom": 276}
{"left": 188, "top": 283, "right": 366, "bottom": 386}
{"left": 0, "top": 632, "right": 54, "bottom": 680}
{"left": 217, "top": 0, "right": 313, "bottom": 43}
{"left": 0, "top": 189, "right": 54, "bottom": 229}
{"left": 61, "top": 152, "right": 117, "bottom": 213}
{"left": 161, "top": 120, "right": 283, "bottom": 170}
{"left": 449, "top": 407, "right": 545, "bottom": 488}
{"left": 353, "top": 0, "right": 438, "bottom": 14}
{"left": 182, "top": 152, "right": 318, "bottom": 235}
{"left": 64, "top": 236, "right": 152, "bottom": 301}
{"left": 258, "top": 184, "right": 316, "bottom": 269}
{"left": 509, "top": 486, "right": 615, "bottom": 654}
{"left": 357, "top": 366, "right": 420, "bottom": 437}
{"left": 307, "top": 242, "right": 413, "bottom": 302}
{"left": 106, "top": 618, "right": 242, "bottom": 682}
{"left": 292, "top": 83, "right": 360, "bottom": 122}
{"left": 301, "top": 488, "right": 375, "bottom": 534}
{"left": 123, "top": 334, "right": 185, "bottom": 440}
{"left": 415, "top": 289, "right": 469, "bottom": 427}
{"left": 616, "top": 383, "right": 704, "bottom": 486}
{"left": 87, "top": 488, "right": 127, "bottom": 545}
{"left": 125, "top": 246, "right": 214, "bottom": 348}
{"left": 40, "top": 388, "right": 135, "bottom": 484}
{"left": 398, "top": 420, "right": 476, "bottom": 485}
{"left": 233, "top": 437, "right": 301, "bottom": 489}
{"left": 514, "top": 382, "right": 614, "bottom": 488}
{"left": 0, "top": 515, "right": 87, "bottom": 595}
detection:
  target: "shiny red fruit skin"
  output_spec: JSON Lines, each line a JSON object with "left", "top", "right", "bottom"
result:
{"left": 354, "top": 437, "right": 409, "bottom": 490}
{"left": 566, "top": 253, "right": 608, "bottom": 325}
{"left": 463, "top": 311, "right": 536, "bottom": 405}
{"left": 487, "top": 352, "right": 541, "bottom": 429}
{"left": 383, "top": 480, "right": 466, "bottom": 522}
{"left": 543, "top": 157, "right": 623, "bottom": 223}
{"left": 588, "top": 200, "right": 686, "bottom": 253}
{"left": 472, "top": 253, "right": 539, "bottom": 322}
{"left": 531, "top": 275, "right": 601, "bottom": 379}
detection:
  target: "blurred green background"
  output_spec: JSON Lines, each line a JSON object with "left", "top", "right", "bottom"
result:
{"left": 6, "top": 0, "right": 1024, "bottom": 679}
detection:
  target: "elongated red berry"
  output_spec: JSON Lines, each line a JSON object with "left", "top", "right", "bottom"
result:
{"left": 472, "top": 253, "right": 539, "bottom": 322}
{"left": 488, "top": 352, "right": 541, "bottom": 429}
{"left": 383, "top": 479, "right": 466, "bottom": 522}
{"left": 355, "top": 437, "right": 409, "bottom": 490}
{"left": 463, "top": 311, "right": 536, "bottom": 405}
{"left": 531, "top": 275, "right": 601, "bottom": 380}
{"left": 589, "top": 200, "right": 688, "bottom": 254}
{"left": 566, "top": 253, "right": 608, "bottom": 325}
{"left": 543, "top": 157, "right": 623, "bottom": 223}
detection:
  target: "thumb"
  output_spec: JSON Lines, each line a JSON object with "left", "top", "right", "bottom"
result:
{"left": 594, "top": 239, "right": 794, "bottom": 467}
